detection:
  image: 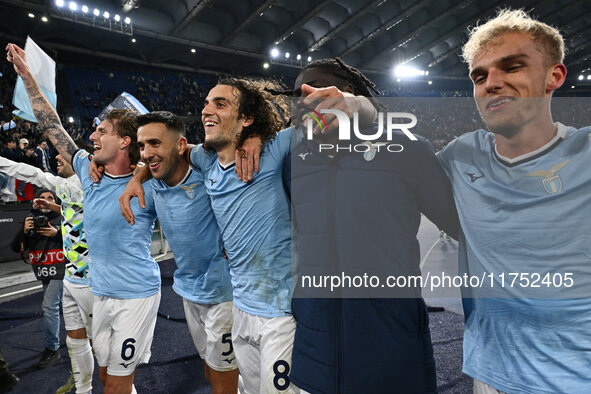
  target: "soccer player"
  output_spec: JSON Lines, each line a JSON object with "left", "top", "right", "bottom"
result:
{"left": 0, "top": 148, "right": 94, "bottom": 393}
{"left": 284, "top": 58, "right": 458, "bottom": 393}
{"left": 122, "top": 77, "right": 407, "bottom": 393}
{"left": 124, "top": 78, "right": 296, "bottom": 393}
{"left": 437, "top": 9, "right": 591, "bottom": 393}
{"left": 135, "top": 111, "right": 239, "bottom": 393}
{"left": 7, "top": 43, "right": 160, "bottom": 394}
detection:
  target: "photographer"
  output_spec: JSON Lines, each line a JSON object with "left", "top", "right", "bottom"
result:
{"left": 11, "top": 188, "right": 65, "bottom": 369}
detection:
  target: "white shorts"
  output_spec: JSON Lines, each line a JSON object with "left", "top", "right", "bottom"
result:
{"left": 474, "top": 379, "right": 505, "bottom": 394}
{"left": 183, "top": 298, "right": 237, "bottom": 372}
{"left": 232, "top": 306, "right": 299, "bottom": 394}
{"left": 62, "top": 280, "right": 93, "bottom": 337}
{"left": 92, "top": 292, "right": 161, "bottom": 376}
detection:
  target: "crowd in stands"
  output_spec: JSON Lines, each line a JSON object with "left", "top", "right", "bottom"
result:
{"left": 67, "top": 66, "right": 213, "bottom": 144}
{"left": 3, "top": 61, "right": 588, "bottom": 178}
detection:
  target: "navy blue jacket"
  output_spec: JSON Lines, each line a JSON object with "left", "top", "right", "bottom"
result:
{"left": 288, "top": 128, "right": 458, "bottom": 393}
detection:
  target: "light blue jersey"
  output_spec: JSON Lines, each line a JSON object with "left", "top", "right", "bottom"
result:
{"left": 148, "top": 168, "right": 232, "bottom": 304}
{"left": 190, "top": 129, "right": 292, "bottom": 317}
{"left": 73, "top": 150, "right": 160, "bottom": 298}
{"left": 439, "top": 123, "right": 591, "bottom": 393}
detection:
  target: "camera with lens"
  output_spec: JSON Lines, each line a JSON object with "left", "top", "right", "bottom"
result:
{"left": 32, "top": 216, "right": 49, "bottom": 233}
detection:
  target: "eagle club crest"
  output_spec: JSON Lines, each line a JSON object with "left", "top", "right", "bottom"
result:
{"left": 362, "top": 141, "right": 387, "bottom": 162}
{"left": 179, "top": 183, "right": 199, "bottom": 200}
{"left": 526, "top": 160, "right": 570, "bottom": 195}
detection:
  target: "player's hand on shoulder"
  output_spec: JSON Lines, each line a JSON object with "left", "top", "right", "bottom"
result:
{"left": 119, "top": 176, "right": 146, "bottom": 226}
{"left": 235, "top": 138, "right": 262, "bottom": 182}
{"left": 89, "top": 157, "right": 104, "bottom": 183}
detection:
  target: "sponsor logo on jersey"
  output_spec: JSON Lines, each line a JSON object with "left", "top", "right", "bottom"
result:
{"left": 298, "top": 152, "right": 311, "bottom": 161}
{"left": 78, "top": 150, "right": 90, "bottom": 160}
{"left": 526, "top": 160, "right": 570, "bottom": 194}
{"left": 465, "top": 172, "right": 484, "bottom": 182}
{"left": 119, "top": 361, "right": 134, "bottom": 369}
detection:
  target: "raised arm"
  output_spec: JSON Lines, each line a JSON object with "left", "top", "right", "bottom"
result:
{"left": 6, "top": 43, "right": 77, "bottom": 163}
{"left": 0, "top": 156, "right": 63, "bottom": 191}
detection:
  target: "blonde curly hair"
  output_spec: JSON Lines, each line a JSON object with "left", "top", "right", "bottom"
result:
{"left": 462, "top": 9, "right": 564, "bottom": 69}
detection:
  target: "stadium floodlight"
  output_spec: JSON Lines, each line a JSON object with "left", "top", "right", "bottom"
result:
{"left": 103, "top": 11, "right": 109, "bottom": 18}
{"left": 571, "top": 85, "right": 575, "bottom": 89}
{"left": 93, "top": 8, "right": 99, "bottom": 16}
{"left": 587, "top": 75, "right": 591, "bottom": 80}
{"left": 28, "top": 13, "right": 35, "bottom": 18}
{"left": 578, "top": 75, "right": 584, "bottom": 80}
{"left": 296, "top": 54, "right": 301, "bottom": 60}
{"left": 124, "top": 17, "right": 131, "bottom": 24}
{"left": 307, "top": 56, "right": 312, "bottom": 62}
{"left": 285, "top": 52, "right": 290, "bottom": 59}
{"left": 394, "top": 65, "right": 427, "bottom": 78}
{"left": 56, "top": 0, "right": 65, "bottom": 7}
{"left": 41, "top": 16, "right": 48, "bottom": 22}
{"left": 263, "top": 62, "right": 269, "bottom": 69}
{"left": 68, "top": 116, "right": 74, "bottom": 123}
{"left": 81, "top": 5, "right": 88, "bottom": 13}
{"left": 428, "top": 80, "right": 432, "bottom": 85}
{"left": 114, "top": 14, "right": 121, "bottom": 22}
{"left": 69, "top": 1, "right": 77, "bottom": 11}
{"left": 270, "top": 48, "right": 280, "bottom": 58}
{"left": 131, "top": 38, "right": 136, "bottom": 43}
{"left": 191, "top": 48, "right": 196, "bottom": 53}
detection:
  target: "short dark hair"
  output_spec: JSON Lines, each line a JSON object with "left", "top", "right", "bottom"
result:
{"left": 136, "top": 111, "right": 186, "bottom": 137}
{"left": 103, "top": 109, "right": 140, "bottom": 165}
{"left": 215, "top": 77, "right": 290, "bottom": 148}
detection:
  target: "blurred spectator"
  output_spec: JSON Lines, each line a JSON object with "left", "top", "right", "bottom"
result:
{"left": 35, "top": 140, "right": 52, "bottom": 174}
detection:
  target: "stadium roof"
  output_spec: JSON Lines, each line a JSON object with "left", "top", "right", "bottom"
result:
{"left": 1, "top": 0, "right": 590, "bottom": 86}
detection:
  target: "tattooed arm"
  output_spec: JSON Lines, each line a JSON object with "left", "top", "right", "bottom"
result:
{"left": 6, "top": 43, "right": 78, "bottom": 163}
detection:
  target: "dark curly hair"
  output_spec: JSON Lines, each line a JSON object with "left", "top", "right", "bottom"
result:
{"left": 214, "top": 77, "right": 290, "bottom": 149}
{"left": 103, "top": 109, "right": 140, "bottom": 165}
{"left": 267, "top": 57, "right": 385, "bottom": 112}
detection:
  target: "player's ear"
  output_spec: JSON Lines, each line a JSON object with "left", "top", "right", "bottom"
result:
{"left": 178, "top": 137, "right": 188, "bottom": 155}
{"left": 241, "top": 116, "right": 254, "bottom": 128}
{"left": 120, "top": 136, "right": 131, "bottom": 150}
{"left": 546, "top": 63, "right": 566, "bottom": 93}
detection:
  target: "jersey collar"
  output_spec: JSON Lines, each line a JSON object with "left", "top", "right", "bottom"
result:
{"left": 493, "top": 123, "right": 567, "bottom": 167}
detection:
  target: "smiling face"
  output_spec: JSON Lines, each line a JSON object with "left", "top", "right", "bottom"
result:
{"left": 89, "top": 119, "right": 122, "bottom": 166}
{"left": 201, "top": 84, "right": 250, "bottom": 151}
{"left": 469, "top": 32, "right": 556, "bottom": 137}
{"left": 138, "top": 122, "right": 186, "bottom": 185}
{"left": 56, "top": 154, "right": 74, "bottom": 178}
